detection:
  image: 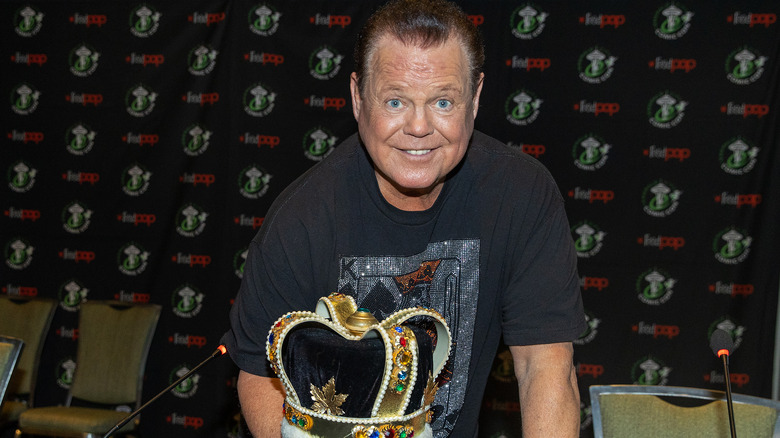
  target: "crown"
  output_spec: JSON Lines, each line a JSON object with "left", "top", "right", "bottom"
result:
{"left": 266, "top": 293, "right": 451, "bottom": 438}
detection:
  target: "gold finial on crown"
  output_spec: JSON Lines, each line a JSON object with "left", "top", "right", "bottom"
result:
{"left": 343, "top": 308, "right": 379, "bottom": 335}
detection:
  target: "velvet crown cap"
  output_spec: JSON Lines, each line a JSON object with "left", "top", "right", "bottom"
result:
{"left": 266, "top": 293, "right": 452, "bottom": 438}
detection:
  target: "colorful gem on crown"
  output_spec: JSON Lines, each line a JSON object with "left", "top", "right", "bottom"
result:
{"left": 390, "top": 325, "right": 414, "bottom": 394}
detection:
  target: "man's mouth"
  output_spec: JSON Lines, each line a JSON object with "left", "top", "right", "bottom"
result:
{"left": 405, "top": 149, "right": 432, "bottom": 156}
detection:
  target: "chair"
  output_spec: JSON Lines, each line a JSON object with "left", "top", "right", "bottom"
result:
{"left": 0, "top": 336, "right": 25, "bottom": 410}
{"left": 0, "top": 296, "right": 57, "bottom": 425}
{"left": 590, "top": 384, "right": 780, "bottom": 438}
{"left": 15, "top": 300, "right": 161, "bottom": 438}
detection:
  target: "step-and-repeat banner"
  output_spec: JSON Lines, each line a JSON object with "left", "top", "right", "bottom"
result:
{"left": 2, "top": 1, "right": 779, "bottom": 437}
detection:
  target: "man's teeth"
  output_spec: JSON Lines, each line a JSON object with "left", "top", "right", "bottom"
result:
{"left": 406, "top": 149, "right": 431, "bottom": 156}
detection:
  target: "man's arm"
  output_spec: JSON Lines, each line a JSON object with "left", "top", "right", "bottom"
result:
{"left": 238, "top": 370, "right": 285, "bottom": 437}
{"left": 509, "top": 342, "right": 580, "bottom": 438}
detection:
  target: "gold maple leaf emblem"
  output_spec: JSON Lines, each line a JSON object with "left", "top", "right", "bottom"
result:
{"left": 423, "top": 372, "right": 439, "bottom": 407}
{"left": 310, "top": 377, "right": 348, "bottom": 416}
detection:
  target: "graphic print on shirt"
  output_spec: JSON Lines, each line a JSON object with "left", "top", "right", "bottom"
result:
{"left": 337, "top": 239, "right": 479, "bottom": 437}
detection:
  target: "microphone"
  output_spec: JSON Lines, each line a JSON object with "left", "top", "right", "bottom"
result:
{"left": 710, "top": 328, "right": 735, "bottom": 359}
{"left": 103, "top": 344, "right": 227, "bottom": 438}
{"left": 710, "top": 329, "right": 737, "bottom": 438}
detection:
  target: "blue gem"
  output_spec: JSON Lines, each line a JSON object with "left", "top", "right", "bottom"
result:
{"left": 395, "top": 327, "right": 403, "bottom": 333}
{"left": 398, "top": 371, "right": 408, "bottom": 380}
{"left": 269, "top": 333, "right": 275, "bottom": 343}
{"left": 370, "top": 431, "right": 380, "bottom": 438}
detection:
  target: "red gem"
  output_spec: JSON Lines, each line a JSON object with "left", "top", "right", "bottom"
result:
{"left": 400, "top": 337, "right": 407, "bottom": 347}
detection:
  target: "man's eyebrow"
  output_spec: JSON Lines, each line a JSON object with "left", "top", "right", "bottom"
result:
{"left": 437, "top": 84, "right": 463, "bottom": 93}
{"left": 378, "top": 84, "right": 406, "bottom": 93}
{"left": 377, "top": 83, "right": 464, "bottom": 95}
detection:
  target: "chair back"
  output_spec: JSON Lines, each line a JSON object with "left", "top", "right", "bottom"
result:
{"left": 69, "top": 301, "right": 161, "bottom": 406}
{"left": 0, "top": 296, "right": 56, "bottom": 405}
{"left": 0, "top": 336, "right": 24, "bottom": 407}
{"left": 590, "top": 384, "right": 780, "bottom": 438}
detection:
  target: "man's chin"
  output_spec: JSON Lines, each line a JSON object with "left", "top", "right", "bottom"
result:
{"left": 393, "top": 179, "right": 443, "bottom": 196}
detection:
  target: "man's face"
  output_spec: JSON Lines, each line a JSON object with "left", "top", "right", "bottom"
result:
{"left": 350, "top": 35, "right": 483, "bottom": 210}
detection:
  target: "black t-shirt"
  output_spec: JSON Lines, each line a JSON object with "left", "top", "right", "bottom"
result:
{"left": 222, "top": 130, "right": 586, "bottom": 437}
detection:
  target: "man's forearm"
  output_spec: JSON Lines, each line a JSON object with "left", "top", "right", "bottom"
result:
{"left": 510, "top": 343, "right": 580, "bottom": 437}
{"left": 518, "top": 362, "right": 580, "bottom": 436}
{"left": 238, "top": 370, "right": 285, "bottom": 437}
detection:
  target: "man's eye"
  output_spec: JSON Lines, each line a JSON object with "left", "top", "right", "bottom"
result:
{"left": 387, "top": 99, "right": 401, "bottom": 108}
{"left": 436, "top": 99, "right": 452, "bottom": 109}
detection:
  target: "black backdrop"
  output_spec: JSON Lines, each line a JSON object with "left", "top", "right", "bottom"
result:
{"left": 2, "top": 1, "right": 779, "bottom": 437}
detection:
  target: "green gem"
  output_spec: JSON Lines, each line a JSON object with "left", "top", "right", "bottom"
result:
{"left": 400, "top": 432, "right": 407, "bottom": 438}
{"left": 298, "top": 418, "right": 306, "bottom": 427}
{"left": 396, "top": 383, "right": 405, "bottom": 392}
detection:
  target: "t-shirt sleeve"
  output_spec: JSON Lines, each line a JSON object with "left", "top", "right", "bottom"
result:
{"left": 220, "top": 227, "right": 316, "bottom": 377}
{"left": 500, "top": 171, "right": 587, "bottom": 346}
{"left": 219, "top": 138, "right": 355, "bottom": 377}
{"left": 221, "top": 240, "right": 278, "bottom": 377}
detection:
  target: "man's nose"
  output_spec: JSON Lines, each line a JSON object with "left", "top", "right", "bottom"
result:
{"left": 404, "top": 106, "right": 434, "bottom": 137}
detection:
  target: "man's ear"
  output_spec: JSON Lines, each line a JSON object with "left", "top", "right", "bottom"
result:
{"left": 472, "top": 72, "right": 485, "bottom": 120}
{"left": 350, "top": 72, "right": 361, "bottom": 121}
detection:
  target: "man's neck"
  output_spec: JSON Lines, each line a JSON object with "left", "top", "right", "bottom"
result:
{"left": 376, "top": 176, "right": 443, "bottom": 212}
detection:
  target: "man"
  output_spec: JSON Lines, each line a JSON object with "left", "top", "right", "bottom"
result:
{"left": 221, "top": 0, "right": 586, "bottom": 437}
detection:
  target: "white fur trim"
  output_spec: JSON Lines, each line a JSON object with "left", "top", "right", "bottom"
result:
{"left": 281, "top": 420, "right": 315, "bottom": 438}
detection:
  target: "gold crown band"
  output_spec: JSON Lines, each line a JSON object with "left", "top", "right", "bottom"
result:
{"left": 283, "top": 401, "right": 428, "bottom": 438}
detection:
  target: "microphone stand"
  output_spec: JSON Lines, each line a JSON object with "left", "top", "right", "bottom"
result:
{"left": 719, "top": 350, "right": 737, "bottom": 438}
{"left": 103, "top": 345, "right": 226, "bottom": 438}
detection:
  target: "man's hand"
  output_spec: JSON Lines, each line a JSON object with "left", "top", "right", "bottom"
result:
{"left": 238, "top": 370, "right": 285, "bottom": 437}
{"left": 510, "top": 342, "right": 580, "bottom": 437}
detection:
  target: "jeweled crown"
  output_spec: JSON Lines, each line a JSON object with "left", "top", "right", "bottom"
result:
{"left": 266, "top": 293, "right": 451, "bottom": 438}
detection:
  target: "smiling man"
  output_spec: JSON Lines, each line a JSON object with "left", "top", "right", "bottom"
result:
{"left": 350, "top": 35, "right": 479, "bottom": 212}
{"left": 222, "top": 1, "right": 586, "bottom": 437}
